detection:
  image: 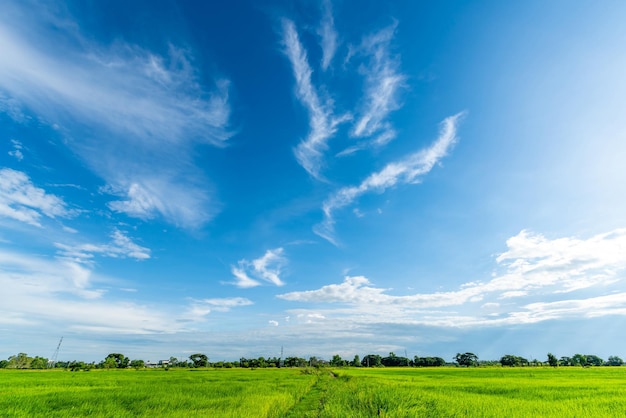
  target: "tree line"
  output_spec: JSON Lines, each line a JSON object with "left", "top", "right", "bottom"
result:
{"left": 1, "top": 351, "right": 623, "bottom": 370}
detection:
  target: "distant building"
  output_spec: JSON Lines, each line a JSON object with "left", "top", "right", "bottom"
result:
{"left": 145, "top": 360, "right": 170, "bottom": 368}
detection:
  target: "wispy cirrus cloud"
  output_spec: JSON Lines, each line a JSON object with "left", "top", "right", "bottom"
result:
{"left": 0, "top": 247, "right": 187, "bottom": 333}
{"left": 229, "top": 247, "right": 287, "bottom": 288}
{"left": 0, "top": 2, "right": 233, "bottom": 228}
{"left": 278, "top": 228, "right": 626, "bottom": 327}
{"left": 350, "top": 21, "right": 406, "bottom": 145}
{"left": 315, "top": 112, "right": 464, "bottom": 245}
{"left": 318, "top": 0, "right": 338, "bottom": 71}
{"left": 0, "top": 168, "right": 71, "bottom": 227}
{"left": 282, "top": 18, "right": 350, "bottom": 179}
{"left": 186, "top": 297, "right": 253, "bottom": 320}
{"left": 55, "top": 229, "right": 150, "bottom": 263}
{"left": 282, "top": 8, "right": 409, "bottom": 171}
{"left": 0, "top": 245, "right": 244, "bottom": 334}
{"left": 8, "top": 139, "right": 24, "bottom": 161}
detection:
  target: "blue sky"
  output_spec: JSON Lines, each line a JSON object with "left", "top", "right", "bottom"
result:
{"left": 2, "top": 0, "right": 626, "bottom": 363}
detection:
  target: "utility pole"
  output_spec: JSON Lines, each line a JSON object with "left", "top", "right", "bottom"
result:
{"left": 48, "top": 337, "right": 63, "bottom": 368}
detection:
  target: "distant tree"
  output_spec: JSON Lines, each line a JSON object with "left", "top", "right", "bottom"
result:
{"left": 284, "top": 357, "right": 307, "bottom": 367}
{"left": 571, "top": 354, "right": 586, "bottom": 367}
{"left": 547, "top": 353, "right": 558, "bottom": 367}
{"left": 330, "top": 354, "right": 347, "bottom": 367}
{"left": 607, "top": 356, "right": 624, "bottom": 366}
{"left": 249, "top": 357, "right": 267, "bottom": 368}
{"left": 584, "top": 355, "right": 603, "bottom": 367}
{"left": 455, "top": 353, "right": 479, "bottom": 367}
{"left": 104, "top": 353, "right": 129, "bottom": 369}
{"left": 382, "top": 352, "right": 410, "bottom": 367}
{"left": 500, "top": 355, "right": 528, "bottom": 367}
{"left": 559, "top": 356, "right": 572, "bottom": 366}
{"left": 308, "top": 357, "right": 326, "bottom": 367}
{"left": 169, "top": 357, "right": 179, "bottom": 367}
{"left": 30, "top": 356, "right": 48, "bottom": 369}
{"left": 130, "top": 359, "right": 145, "bottom": 369}
{"left": 0, "top": 359, "right": 8, "bottom": 368}
{"left": 361, "top": 354, "right": 382, "bottom": 367}
{"left": 267, "top": 357, "right": 281, "bottom": 368}
{"left": 189, "top": 354, "right": 208, "bottom": 368}
{"left": 413, "top": 356, "right": 446, "bottom": 367}
{"left": 351, "top": 355, "right": 361, "bottom": 367}
{"left": 102, "top": 357, "right": 117, "bottom": 369}
{"left": 8, "top": 353, "right": 31, "bottom": 369}
{"left": 68, "top": 361, "right": 87, "bottom": 371}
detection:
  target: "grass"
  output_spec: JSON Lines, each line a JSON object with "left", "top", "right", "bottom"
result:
{"left": 2, "top": 367, "right": 626, "bottom": 417}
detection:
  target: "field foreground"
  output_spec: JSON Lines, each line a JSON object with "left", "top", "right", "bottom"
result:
{"left": 2, "top": 367, "right": 626, "bottom": 417}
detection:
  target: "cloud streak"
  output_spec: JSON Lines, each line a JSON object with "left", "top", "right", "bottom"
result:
{"left": 315, "top": 112, "right": 465, "bottom": 244}
{"left": 55, "top": 229, "right": 151, "bottom": 263}
{"left": 281, "top": 18, "right": 350, "bottom": 179}
{"left": 230, "top": 248, "right": 288, "bottom": 288}
{"left": 279, "top": 228, "right": 626, "bottom": 327}
{"left": 186, "top": 297, "right": 253, "bottom": 319}
{"left": 318, "top": 0, "right": 338, "bottom": 71}
{"left": 0, "top": 3, "right": 233, "bottom": 228}
{"left": 351, "top": 21, "right": 406, "bottom": 143}
{"left": 0, "top": 168, "right": 71, "bottom": 227}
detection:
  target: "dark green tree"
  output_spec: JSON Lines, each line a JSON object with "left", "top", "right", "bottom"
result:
{"left": 189, "top": 353, "right": 209, "bottom": 368}
{"left": 413, "top": 356, "right": 446, "bottom": 367}
{"left": 571, "top": 354, "right": 586, "bottom": 367}
{"left": 104, "top": 353, "right": 129, "bottom": 369}
{"left": 454, "top": 352, "right": 479, "bottom": 367}
{"left": 584, "top": 355, "right": 603, "bottom": 367}
{"left": 499, "top": 355, "right": 528, "bottom": 367}
{"left": 68, "top": 361, "right": 87, "bottom": 371}
{"left": 0, "top": 359, "right": 8, "bottom": 368}
{"left": 382, "top": 352, "right": 410, "bottom": 367}
{"left": 284, "top": 357, "right": 306, "bottom": 367}
{"left": 351, "top": 355, "right": 361, "bottom": 367}
{"left": 130, "top": 359, "right": 145, "bottom": 369}
{"left": 30, "top": 356, "right": 48, "bottom": 369}
{"left": 607, "top": 356, "right": 624, "bottom": 366}
{"left": 547, "top": 353, "right": 558, "bottom": 367}
{"left": 330, "top": 354, "right": 347, "bottom": 367}
{"left": 361, "top": 354, "right": 382, "bottom": 367}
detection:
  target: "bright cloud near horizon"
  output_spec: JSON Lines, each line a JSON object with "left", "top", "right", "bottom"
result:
{"left": 2, "top": 0, "right": 626, "bottom": 363}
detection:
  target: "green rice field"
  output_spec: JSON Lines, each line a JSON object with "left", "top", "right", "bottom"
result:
{"left": 2, "top": 367, "right": 626, "bottom": 417}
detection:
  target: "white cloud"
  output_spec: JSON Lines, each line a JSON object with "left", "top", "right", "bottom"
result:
{"left": 8, "top": 139, "right": 24, "bottom": 161}
{"left": 230, "top": 248, "right": 287, "bottom": 288}
{"left": 0, "top": 246, "right": 229, "bottom": 334}
{"left": 231, "top": 266, "right": 262, "bottom": 289}
{"left": 0, "top": 248, "right": 104, "bottom": 300}
{"left": 512, "top": 293, "right": 626, "bottom": 323}
{"left": 351, "top": 21, "right": 406, "bottom": 143}
{"left": 0, "top": 168, "right": 71, "bottom": 227}
{"left": 186, "top": 297, "right": 253, "bottom": 319}
{"left": 0, "top": 3, "right": 232, "bottom": 228}
{"left": 314, "top": 112, "right": 464, "bottom": 244}
{"left": 281, "top": 18, "right": 350, "bottom": 179}
{"left": 318, "top": 0, "right": 338, "bottom": 71}
{"left": 55, "top": 229, "right": 150, "bottom": 262}
{"left": 269, "top": 320, "right": 279, "bottom": 327}
{"left": 278, "top": 228, "right": 626, "bottom": 328}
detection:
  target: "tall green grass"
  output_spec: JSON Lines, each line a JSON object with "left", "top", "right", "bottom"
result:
{"left": 2, "top": 367, "right": 626, "bottom": 417}
{"left": 319, "top": 367, "right": 626, "bottom": 417}
{"left": 0, "top": 368, "right": 316, "bottom": 417}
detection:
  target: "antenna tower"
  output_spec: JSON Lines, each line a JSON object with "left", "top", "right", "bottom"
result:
{"left": 49, "top": 337, "right": 63, "bottom": 368}
{"left": 279, "top": 346, "right": 284, "bottom": 368}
